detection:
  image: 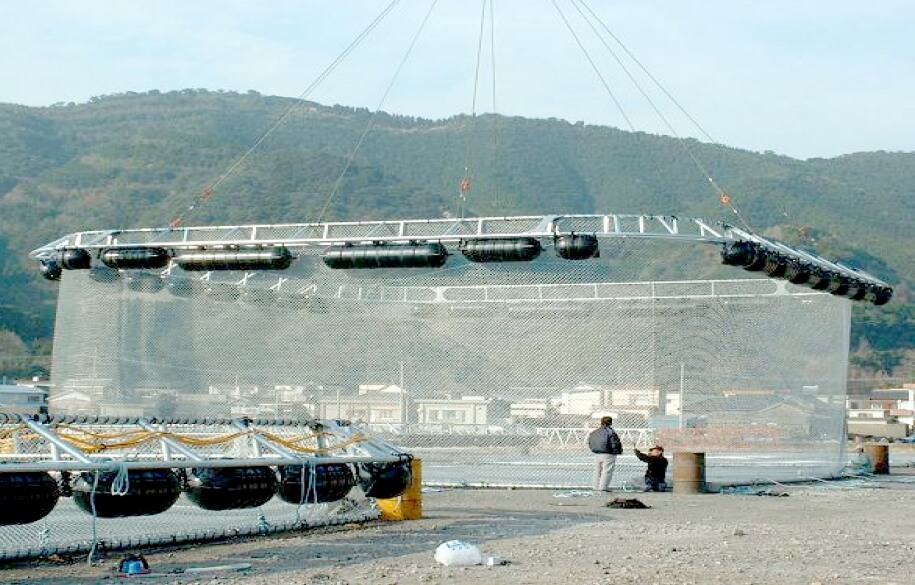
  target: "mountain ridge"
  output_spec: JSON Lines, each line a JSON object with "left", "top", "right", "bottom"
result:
{"left": 0, "top": 89, "right": 911, "bottom": 381}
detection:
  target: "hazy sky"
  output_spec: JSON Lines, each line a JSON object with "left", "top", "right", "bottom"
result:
{"left": 1, "top": 0, "right": 913, "bottom": 159}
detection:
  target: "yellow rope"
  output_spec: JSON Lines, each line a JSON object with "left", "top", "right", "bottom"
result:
{"left": 48, "top": 426, "right": 371, "bottom": 455}
{"left": 0, "top": 424, "right": 28, "bottom": 440}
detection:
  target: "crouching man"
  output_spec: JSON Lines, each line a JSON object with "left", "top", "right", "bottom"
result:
{"left": 634, "top": 445, "right": 668, "bottom": 492}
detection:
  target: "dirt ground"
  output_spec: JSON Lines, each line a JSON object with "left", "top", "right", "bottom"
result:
{"left": 3, "top": 469, "right": 914, "bottom": 585}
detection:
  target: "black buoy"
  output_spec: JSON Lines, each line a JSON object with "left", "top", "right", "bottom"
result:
{"left": 356, "top": 460, "right": 412, "bottom": 499}
{"left": 742, "top": 246, "right": 767, "bottom": 271}
{"left": 0, "top": 471, "right": 60, "bottom": 525}
{"left": 101, "top": 247, "right": 170, "bottom": 270}
{"left": 555, "top": 234, "right": 599, "bottom": 260}
{"left": 71, "top": 469, "right": 181, "bottom": 518}
{"left": 784, "top": 261, "right": 811, "bottom": 285}
{"left": 808, "top": 269, "right": 832, "bottom": 290}
{"left": 39, "top": 259, "right": 62, "bottom": 281}
{"left": 720, "top": 241, "right": 756, "bottom": 267}
{"left": 276, "top": 463, "right": 355, "bottom": 504}
{"left": 185, "top": 466, "right": 276, "bottom": 510}
{"left": 460, "top": 238, "right": 541, "bottom": 263}
{"left": 59, "top": 248, "right": 91, "bottom": 270}
{"left": 827, "top": 275, "right": 851, "bottom": 297}
{"left": 175, "top": 246, "right": 293, "bottom": 271}
{"left": 872, "top": 285, "right": 893, "bottom": 306}
{"left": 763, "top": 254, "right": 788, "bottom": 278}
{"left": 322, "top": 242, "right": 448, "bottom": 269}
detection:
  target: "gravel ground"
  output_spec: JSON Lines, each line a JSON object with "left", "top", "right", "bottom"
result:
{"left": 3, "top": 472, "right": 913, "bottom": 585}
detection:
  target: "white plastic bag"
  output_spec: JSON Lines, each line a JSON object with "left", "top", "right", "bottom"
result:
{"left": 434, "top": 540, "right": 483, "bottom": 566}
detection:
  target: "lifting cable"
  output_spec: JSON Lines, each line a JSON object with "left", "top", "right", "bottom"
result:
{"left": 550, "top": 0, "right": 635, "bottom": 132}
{"left": 458, "top": 0, "right": 492, "bottom": 217}
{"left": 315, "top": 0, "right": 440, "bottom": 225}
{"left": 487, "top": 0, "right": 502, "bottom": 210}
{"left": 567, "top": 0, "right": 754, "bottom": 231}
{"left": 166, "top": 0, "right": 403, "bottom": 229}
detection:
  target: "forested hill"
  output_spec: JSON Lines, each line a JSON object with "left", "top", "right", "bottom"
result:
{"left": 0, "top": 90, "right": 912, "bottom": 381}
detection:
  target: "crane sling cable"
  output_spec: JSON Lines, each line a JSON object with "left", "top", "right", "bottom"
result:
{"left": 550, "top": 0, "right": 636, "bottom": 132}
{"left": 458, "top": 0, "right": 491, "bottom": 218}
{"left": 166, "top": 0, "right": 402, "bottom": 229}
{"left": 315, "top": 0, "right": 440, "bottom": 225}
{"left": 575, "top": 0, "right": 752, "bottom": 230}
{"left": 487, "top": 0, "right": 502, "bottom": 210}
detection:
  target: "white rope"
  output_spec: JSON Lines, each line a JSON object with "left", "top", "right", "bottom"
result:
{"left": 110, "top": 462, "right": 130, "bottom": 496}
{"left": 86, "top": 470, "right": 101, "bottom": 566}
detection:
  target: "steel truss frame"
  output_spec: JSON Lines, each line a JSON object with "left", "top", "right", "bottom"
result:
{"left": 28, "top": 213, "right": 891, "bottom": 294}
{"left": 0, "top": 414, "right": 407, "bottom": 474}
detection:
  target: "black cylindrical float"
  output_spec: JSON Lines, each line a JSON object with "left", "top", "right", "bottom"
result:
{"left": 101, "top": 247, "right": 170, "bottom": 270}
{"left": 848, "top": 284, "right": 868, "bottom": 301}
{"left": 175, "top": 246, "right": 292, "bottom": 271}
{"left": 742, "top": 245, "right": 767, "bottom": 271}
{"left": 185, "top": 466, "right": 276, "bottom": 510}
{"left": 356, "top": 460, "right": 412, "bottom": 499}
{"left": 71, "top": 469, "right": 181, "bottom": 518}
{"left": 322, "top": 242, "right": 448, "bottom": 269}
{"left": 763, "top": 255, "right": 787, "bottom": 278}
{"left": 126, "top": 272, "right": 165, "bottom": 293}
{"left": 39, "top": 259, "right": 62, "bottom": 281}
{"left": 460, "top": 238, "right": 541, "bottom": 263}
{"left": 784, "top": 261, "right": 811, "bottom": 285}
{"left": 872, "top": 286, "right": 893, "bottom": 306}
{"left": 277, "top": 463, "right": 355, "bottom": 504}
{"left": 0, "top": 471, "right": 60, "bottom": 525}
{"left": 808, "top": 269, "right": 832, "bottom": 290}
{"left": 827, "top": 276, "right": 851, "bottom": 297}
{"left": 555, "top": 234, "right": 599, "bottom": 260}
{"left": 720, "top": 241, "right": 756, "bottom": 267}
{"left": 58, "top": 248, "right": 91, "bottom": 270}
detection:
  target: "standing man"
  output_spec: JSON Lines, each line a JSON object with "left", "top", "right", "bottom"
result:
{"left": 588, "top": 416, "right": 623, "bottom": 492}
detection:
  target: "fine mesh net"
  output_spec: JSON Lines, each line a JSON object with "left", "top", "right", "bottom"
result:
{"left": 0, "top": 416, "right": 380, "bottom": 560}
{"left": 49, "top": 237, "right": 850, "bottom": 484}
{"left": 6, "top": 236, "right": 850, "bottom": 556}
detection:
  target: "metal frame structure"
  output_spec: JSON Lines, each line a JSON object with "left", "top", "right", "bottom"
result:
{"left": 0, "top": 414, "right": 407, "bottom": 474}
{"left": 29, "top": 214, "right": 892, "bottom": 301}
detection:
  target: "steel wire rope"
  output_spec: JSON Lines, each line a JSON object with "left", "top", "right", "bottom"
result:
{"left": 314, "top": 0, "right": 440, "bottom": 225}
{"left": 549, "top": 0, "right": 635, "bottom": 132}
{"left": 488, "top": 0, "right": 502, "bottom": 211}
{"left": 457, "top": 0, "right": 491, "bottom": 218}
{"left": 575, "top": 0, "right": 753, "bottom": 231}
{"left": 166, "top": 0, "right": 402, "bottom": 228}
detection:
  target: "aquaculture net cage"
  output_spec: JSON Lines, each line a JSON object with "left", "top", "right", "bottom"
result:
{"left": 0, "top": 414, "right": 391, "bottom": 560}
{"left": 45, "top": 230, "right": 851, "bottom": 494}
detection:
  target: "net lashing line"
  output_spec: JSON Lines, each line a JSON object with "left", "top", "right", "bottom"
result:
{"left": 293, "top": 457, "right": 320, "bottom": 526}
{"left": 49, "top": 423, "right": 368, "bottom": 454}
